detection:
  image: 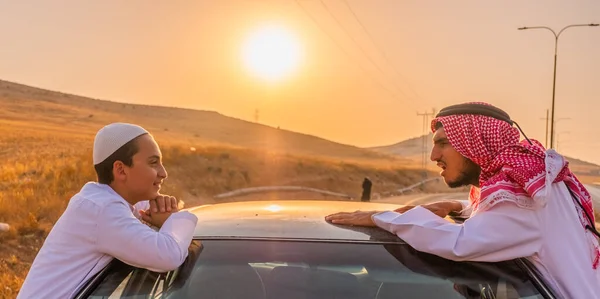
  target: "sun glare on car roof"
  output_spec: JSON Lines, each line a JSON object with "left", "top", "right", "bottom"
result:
{"left": 264, "top": 204, "right": 283, "bottom": 212}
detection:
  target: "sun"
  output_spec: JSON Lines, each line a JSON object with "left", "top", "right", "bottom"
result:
{"left": 242, "top": 25, "right": 302, "bottom": 83}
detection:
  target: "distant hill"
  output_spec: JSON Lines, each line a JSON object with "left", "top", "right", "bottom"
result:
{"left": 370, "top": 133, "right": 600, "bottom": 184}
{"left": 0, "top": 79, "right": 414, "bottom": 167}
{"left": 370, "top": 133, "right": 434, "bottom": 160}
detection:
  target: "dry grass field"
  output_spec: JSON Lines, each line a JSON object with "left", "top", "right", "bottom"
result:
{"left": 1, "top": 79, "right": 599, "bottom": 297}
{"left": 0, "top": 80, "right": 447, "bottom": 297}
{"left": 0, "top": 127, "right": 438, "bottom": 297}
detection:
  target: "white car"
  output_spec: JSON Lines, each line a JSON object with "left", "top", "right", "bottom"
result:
{"left": 75, "top": 200, "right": 557, "bottom": 299}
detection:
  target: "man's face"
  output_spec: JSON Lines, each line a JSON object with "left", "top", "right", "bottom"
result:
{"left": 430, "top": 127, "right": 481, "bottom": 188}
{"left": 122, "top": 134, "right": 168, "bottom": 203}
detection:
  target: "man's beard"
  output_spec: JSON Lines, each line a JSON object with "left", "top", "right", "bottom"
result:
{"left": 446, "top": 159, "right": 481, "bottom": 188}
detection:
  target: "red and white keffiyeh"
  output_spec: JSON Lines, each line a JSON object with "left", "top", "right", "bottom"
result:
{"left": 431, "top": 102, "right": 599, "bottom": 268}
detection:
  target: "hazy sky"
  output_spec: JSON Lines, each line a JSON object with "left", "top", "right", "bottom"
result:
{"left": 1, "top": 1, "right": 599, "bottom": 163}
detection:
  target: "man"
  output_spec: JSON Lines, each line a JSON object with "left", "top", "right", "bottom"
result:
{"left": 18, "top": 123, "right": 199, "bottom": 299}
{"left": 326, "top": 102, "right": 600, "bottom": 298}
{"left": 361, "top": 177, "right": 372, "bottom": 202}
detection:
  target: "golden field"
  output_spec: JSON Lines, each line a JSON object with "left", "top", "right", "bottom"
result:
{"left": 2, "top": 79, "right": 600, "bottom": 297}
{"left": 0, "top": 80, "right": 449, "bottom": 297}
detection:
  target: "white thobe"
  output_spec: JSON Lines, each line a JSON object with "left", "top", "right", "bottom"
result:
{"left": 373, "top": 181, "right": 600, "bottom": 299}
{"left": 17, "top": 182, "right": 198, "bottom": 299}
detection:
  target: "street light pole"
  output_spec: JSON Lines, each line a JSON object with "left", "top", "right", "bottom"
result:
{"left": 518, "top": 23, "right": 599, "bottom": 149}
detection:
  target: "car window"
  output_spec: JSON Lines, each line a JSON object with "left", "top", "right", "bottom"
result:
{"left": 83, "top": 240, "right": 549, "bottom": 299}
{"left": 83, "top": 262, "right": 180, "bottom": 299}
{"left": 81, "top": 240, "right": 202, "bottom": 299}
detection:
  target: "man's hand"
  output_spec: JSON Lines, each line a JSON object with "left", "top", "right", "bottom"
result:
{"left": 149, "top": 195, "right": 179, "bottom": 213}
{"left": 139, "top": 209, "right": 172, "bottom": 228}
{"left": 394, "top": 201, "right": 463, "bottom": 218}
{"left": 324, "top": 211, "right": 379, "bottom": 227}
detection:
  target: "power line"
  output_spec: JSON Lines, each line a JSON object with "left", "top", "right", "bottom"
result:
{"left": 293, "top": 0, "right": 404, "bottom": 102}
{"left": 540, "top": 109, "right": 549, "bottom": 148}
{"left": 319, "top": 0, "right": 409, "bottom": 101}
{"left": 294, "top": 0, "right": 350, "bottom": 58}
{"left": 340, "top": 0, "right": 424, "bottom": 103}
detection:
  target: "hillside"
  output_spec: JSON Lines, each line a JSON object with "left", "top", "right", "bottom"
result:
{"left": 370, "top": 133, "right": 434, "bottom": 162}
{"left": 370, "top": 133, "right": 600, "bottom": 183}
{"left": 0, "top": 79, "right": 413, "bottom": 167}
{"left": 0, "top": 78, "right": 445, "bottom": 297}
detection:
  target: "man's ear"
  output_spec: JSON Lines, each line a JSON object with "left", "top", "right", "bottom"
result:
{"left": 112, "top": 161, "right": 127, "bottom": 182}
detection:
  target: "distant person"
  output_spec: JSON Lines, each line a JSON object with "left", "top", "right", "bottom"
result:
{"left": 361, "top": 177, "right": 372, "bottom": 202}
{"left": 326, "top": 102, "right": 600, "bottom": 298}
{"left": 18, "top": 123, "right": 199, "bottom": 299}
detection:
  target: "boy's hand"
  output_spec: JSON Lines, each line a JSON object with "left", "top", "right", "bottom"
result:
{"left": 149, "top": 195, "right": 179, "bottom": 213}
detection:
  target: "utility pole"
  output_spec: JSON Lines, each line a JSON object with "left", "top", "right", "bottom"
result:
{"left": 417, "top": 108, "right": 436, "bottom": 179}
{"left": 518, "top": 23, "right": 599, "bottom": 148}
{"left": 254, "top": 109, "right": 260, "bottom": 123}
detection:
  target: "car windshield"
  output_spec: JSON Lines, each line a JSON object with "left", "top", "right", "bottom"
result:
{"left": 86, "top": 240, "right": 546, "bottom": 299}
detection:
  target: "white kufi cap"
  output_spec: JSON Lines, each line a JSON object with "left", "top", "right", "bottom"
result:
{"left": 93, "top": 123, "right": 149, "bottom": 165}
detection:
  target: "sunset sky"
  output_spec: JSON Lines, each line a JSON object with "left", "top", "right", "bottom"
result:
{"left": 1, "top": 1, "right": 599, "bottom": 163}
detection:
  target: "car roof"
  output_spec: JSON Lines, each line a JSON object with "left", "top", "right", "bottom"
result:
{"left": 187, "top": 200, "right": 424, "bottom": 244}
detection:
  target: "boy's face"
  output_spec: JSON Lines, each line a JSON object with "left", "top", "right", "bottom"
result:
{"left": 122, "top": 134, "right": 168, "bottom": 203}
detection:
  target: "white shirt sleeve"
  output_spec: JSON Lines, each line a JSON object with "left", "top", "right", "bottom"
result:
{"left": 132, "top": 200, "right": 151, "bottom": 219}
{"left": 372, "top": 201, "right": 543, "bottom": 262}
{"left": 96, "top": 201, "right": 198, "bottom": 272}
{"left": 455, "top": 199, "right": 472, "bottom": 218}
{"left": 133, "top": 200, "right": 150, "bottom": 212}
